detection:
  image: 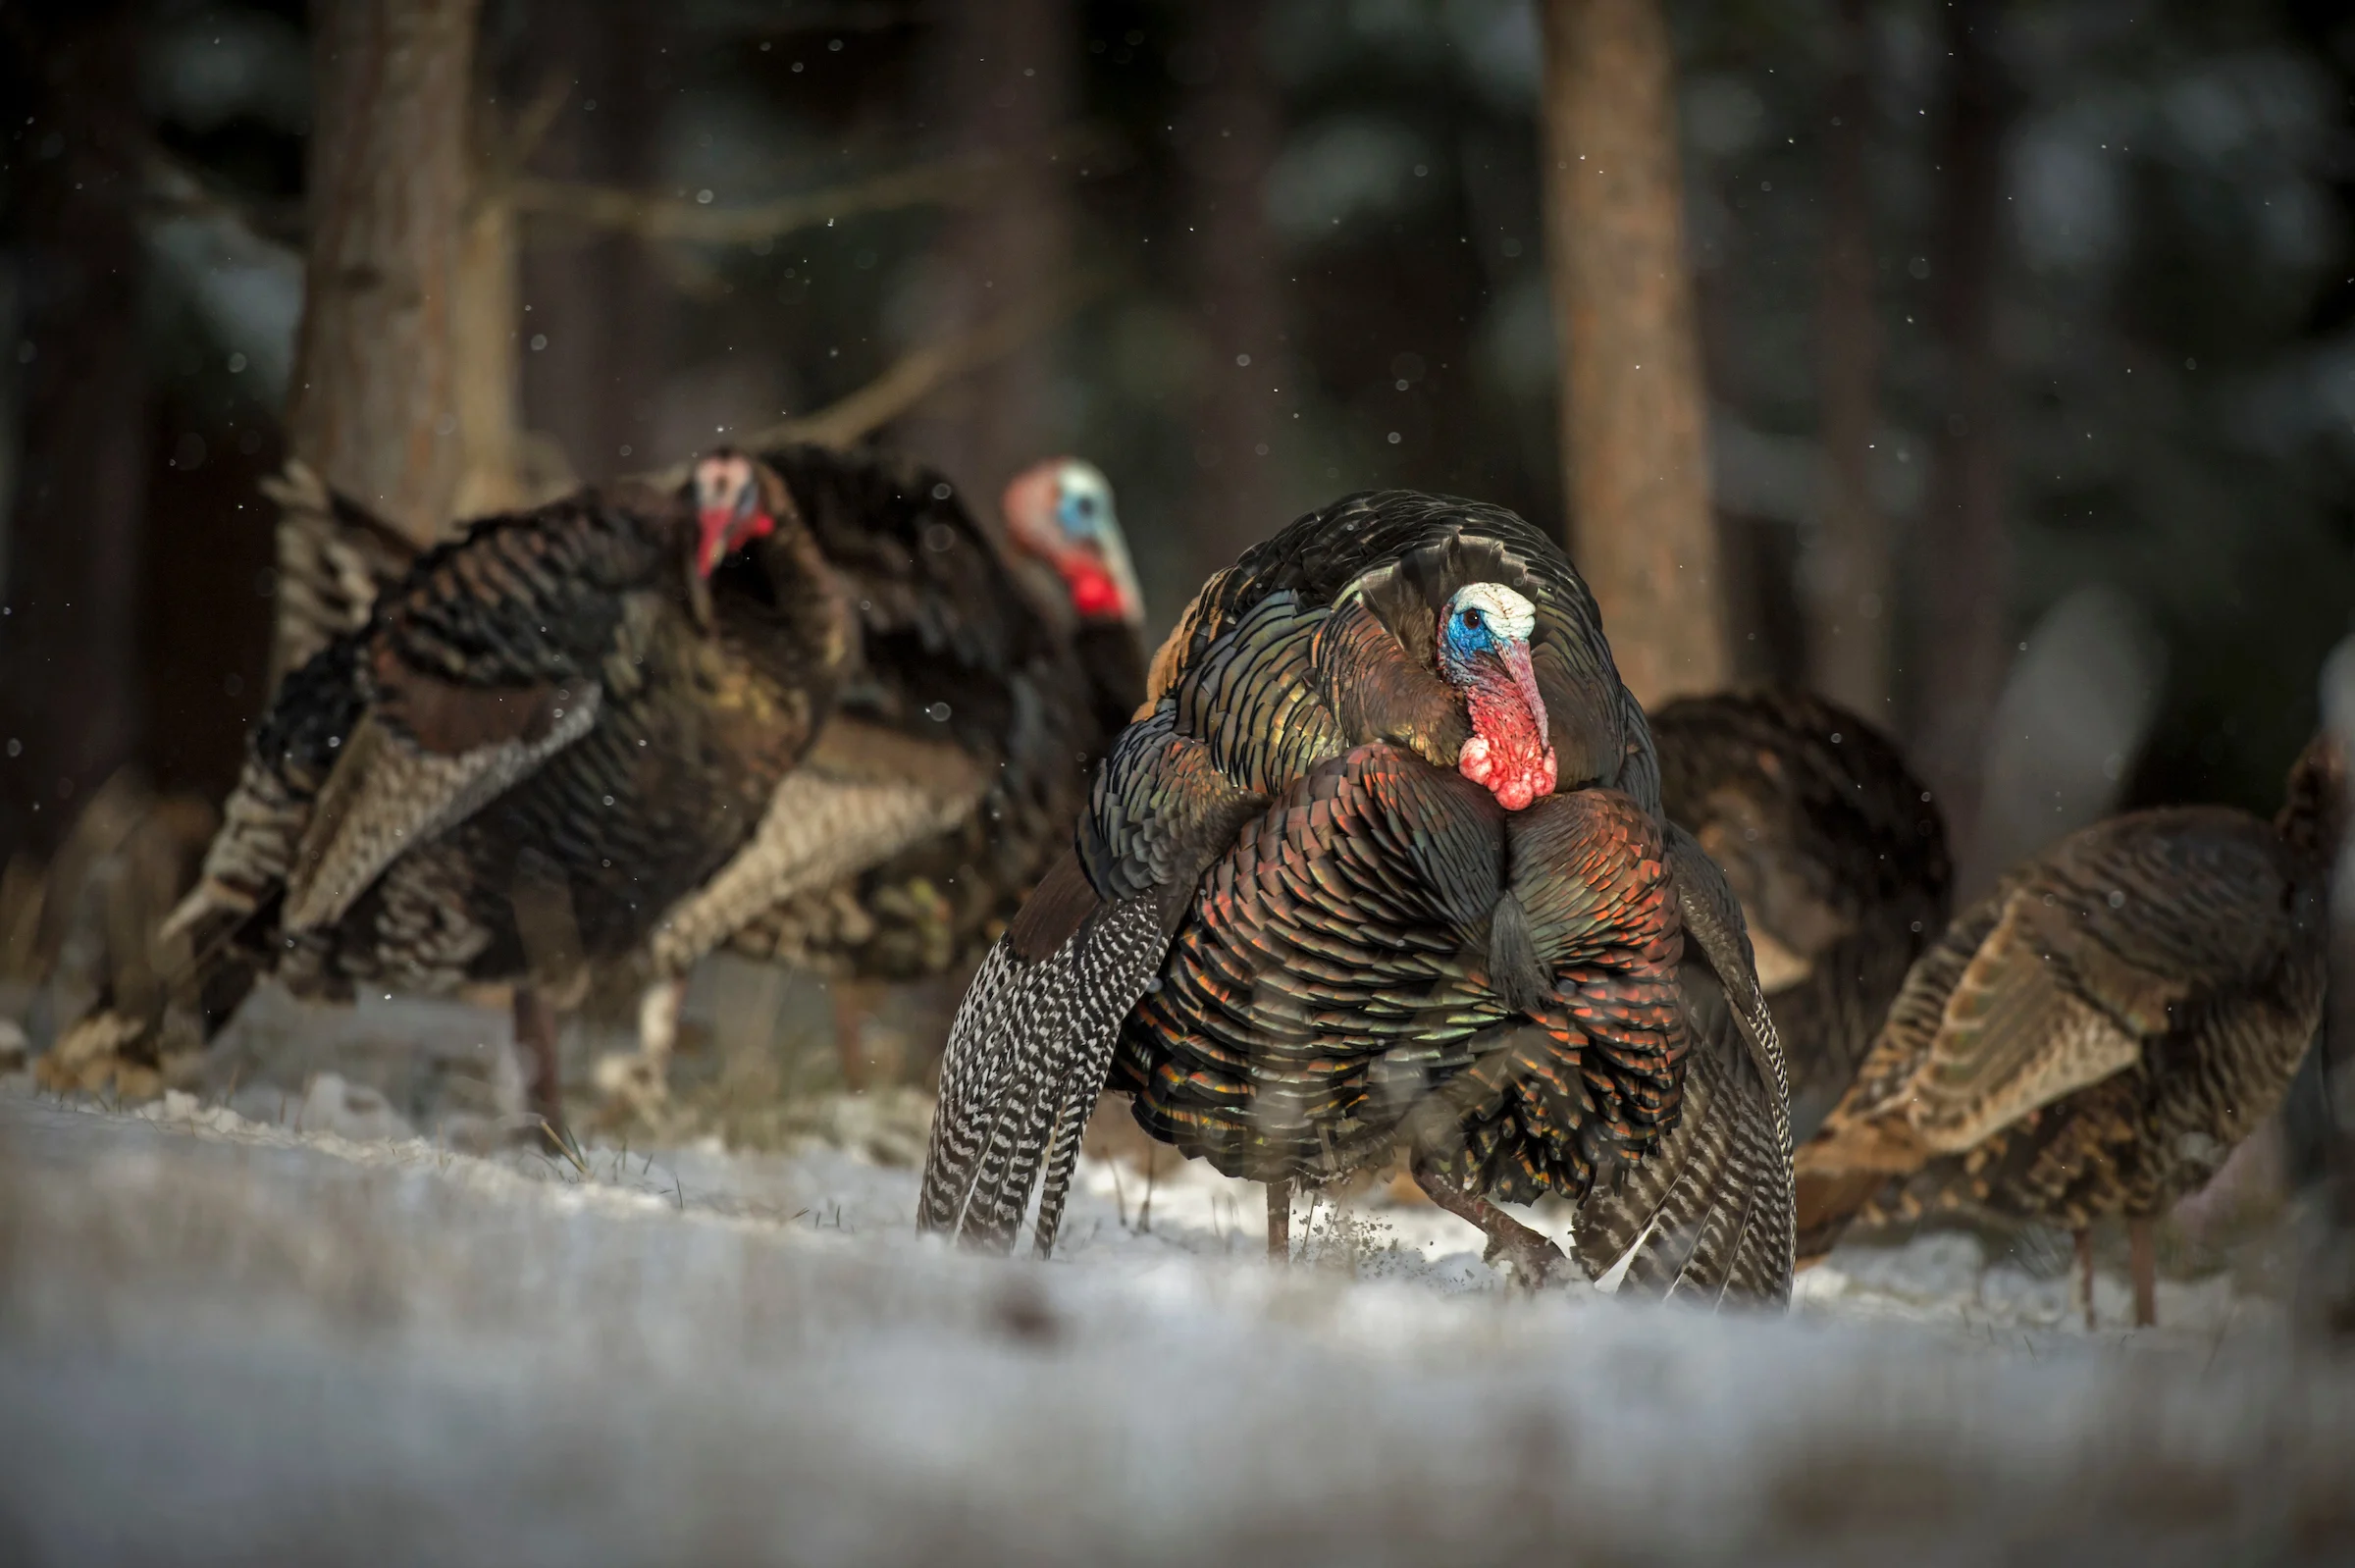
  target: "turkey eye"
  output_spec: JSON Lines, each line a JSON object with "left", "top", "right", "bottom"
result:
{"left": 1073, "top": 495, "right": 1096, "bottom": 517}
{"left": 1460, "top": 609, "right": 1482, "bottom": 629}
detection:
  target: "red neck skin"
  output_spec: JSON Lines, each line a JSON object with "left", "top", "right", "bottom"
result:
{"left": 699, "top": 507, "right": 774, "bottom": 576}
{"left": 1058, "top": 554, "right": 1128, "bottom": 622}
{"left": 1456, "top": 644, "right": 1557, "bottom": 810}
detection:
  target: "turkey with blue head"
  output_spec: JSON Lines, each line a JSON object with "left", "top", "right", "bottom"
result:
{"left": 917, "top": 490, "right": 1795, "bottom": 1303}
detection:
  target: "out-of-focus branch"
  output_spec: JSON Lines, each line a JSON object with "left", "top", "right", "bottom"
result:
{"left": 512, "top": 124, "right": 1123, "bottom": 248}
{"left": 505, "top": 77, "right": 572, "bottom": 180}
{"left": 638, "top": 272, "right": 1106, "bottom": 491}
{"left": 759, "top": 271, "right": 1107, "bottom": 449}
{"left": 512, "top": 157, "right": 987, "bottom": 245}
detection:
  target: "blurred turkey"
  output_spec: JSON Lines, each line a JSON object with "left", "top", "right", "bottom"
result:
{"left": 604, "top": 449, "right": 1146, "bottom": 1107}
{"left": 1651, "top": 690, "right": 1951, "bottom": 1141}
{"left": 57, "top": 453, "right": 850, "bottom": 1146}
{"left": 1794, "top": 734, "right": 2346, "bottom": 1327}
{"left": 918, "top": 491, "right": 1795, "bottom": 1304}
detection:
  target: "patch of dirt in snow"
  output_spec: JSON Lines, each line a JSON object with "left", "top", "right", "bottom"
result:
{"left": 3, "top": 1083, "right": 2351, "bottom": 1564}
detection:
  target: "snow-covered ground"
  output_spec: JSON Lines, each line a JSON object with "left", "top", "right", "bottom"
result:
{"left": 4, "top": 1074, "right": 2352, "bottom": 1566}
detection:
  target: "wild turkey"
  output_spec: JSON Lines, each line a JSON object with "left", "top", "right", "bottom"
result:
{"left": 235, "top": 445, "right": 1143, "bottom": 1116}
{"left": 918, "top": 491, "right": 1795, "bottom": 1303}
{"left": 1794, "top": 734, "right": 2347, "bottom": 1327}
{"left": 1651, "top": 689, "right": 1951, "bottom": 1141}
{"left": 78, "top": 453, "right": 850, "bottom": 1145}
{"left": 609, "top": 449, "right": 1146, "bottom": 1102}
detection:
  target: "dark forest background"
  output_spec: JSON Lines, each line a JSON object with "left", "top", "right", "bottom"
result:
{"left": 2, "top": 0, "right": 2351, "bottom": 899}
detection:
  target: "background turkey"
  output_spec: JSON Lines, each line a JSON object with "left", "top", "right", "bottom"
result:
{"left": 237, "top": 444, "right": 1142, "bottom": 1120}
{"left": 602, "top": 447, "right": 1146, "bottom": 1109}
{"left": 44, "top": 454, "right": 849, "bottom": 1149}
{"left": 1793, "top": 733, "right": 2347, "bottom": 1327}
{"left": 918, "top": 491, "right": 1795, "bottom": 1304}
{"left": 1651, "top": 689, "right": 1952, "bottom": 1142}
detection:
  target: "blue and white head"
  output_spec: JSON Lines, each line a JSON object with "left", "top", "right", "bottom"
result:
{"left": 1439, "top": 582, "right": 1556, "bottom": 811}
{"left": 1003, "top": 457, "right": 1142, "bottom": 626}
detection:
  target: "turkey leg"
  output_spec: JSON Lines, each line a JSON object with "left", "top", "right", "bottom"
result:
{"left": 1412, "top": 1152, "right": 1569, "bottom": 1287}
{"left": 833, "top": 976, "right": 886, "bottom": 1090}
{"left": 2128, "top": 1217, "right": 2158, "bottom": 1329}
{"left": 513, "top": 986, "right": 572, "bottom": 1155}
{"left": 2075, "top": 1227, "right": 2096, "bottom": 1332}
{"left": 1267, "top": 1179, "right": 1291, "bottom": 1262}
{"left": 594, "top": 978, "right": 684, "bottom": 1114}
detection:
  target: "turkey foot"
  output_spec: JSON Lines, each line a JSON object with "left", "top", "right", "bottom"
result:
{"left": 1267, "top": 1179, "right": 1292, "bottom": 1262}
{"left": 1413, "top": 1154, "right": 1569, "bottom": 1288}
{"left": 2128, "top": 1217, "right": 2158, "bottom": 1329}
{"left": 513, "top": 986, "right": 579, "bottom": 1162}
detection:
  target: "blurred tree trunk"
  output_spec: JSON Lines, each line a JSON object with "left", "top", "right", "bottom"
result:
{"left": 518, "top": 0, "right": 671, "bottom": 488}
{"left": 284, "top": 0, "right": 480, "bottom": 629}
{"left": 452, "top": 86, "right": 527, "bottom": 516}
{"left": 1180, "top": 0, "right": 1289, "bottom": 573}
{"left": 1537, "top": 0, "right": 1728, "bottom": 707}
{"left": 1806, "top": 0, "right": 1890, "bottom": 718}
{"left": 1911, "top": 0, "right": 2012, "bottom": 875}
{"left": 905, "top": 0, "right": 1075, "bottom": 502}
{"left": 0, "top": 5, "right": 151, "bottom": 861}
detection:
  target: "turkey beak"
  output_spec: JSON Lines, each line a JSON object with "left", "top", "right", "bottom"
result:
{"left": 1499, "top": 640, "right": 1551, "bottom": 750}
{"left": 698, "top": 506, "right": 737, "bottom": 577}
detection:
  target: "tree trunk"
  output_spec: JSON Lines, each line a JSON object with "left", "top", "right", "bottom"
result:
{"left": 517, "top": 0, "right": 672, "bottom": 490}
{"left": 0, "top": 5, "right": 152, "bottom": 861}
{"left": 1180, "top": 0, "right": 1290, "bottom": 573}
{"left": 284, "top": 0, "right": 480, "bottom": 589}
{"left": 1537, "top": 0, "right": 1728, "bottom": 707}
{"left": 452, "top": 111, "right": 527, "bottom": 516}
{"left": 904, "top": 0, "right": 1075, "bottom": 502}
{"left": 1910, "top": 0, "right": 2011, "bottom": 875}
{"left": 1806, "top": 0, "right": 1890, "bottom": 719}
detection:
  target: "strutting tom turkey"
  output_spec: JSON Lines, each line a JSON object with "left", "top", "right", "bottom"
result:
{"left": 55, "top": 454, "right": 852, "bottom": 1147}
{"left": 917, "top": 491, "right": 1796, "bottom": 1304}
{"left": 1651, "top": 689, "right": 1951, "bottom": 1142}
{"left": 1794, "top": 734, "right": 2346, "bottom": 1328}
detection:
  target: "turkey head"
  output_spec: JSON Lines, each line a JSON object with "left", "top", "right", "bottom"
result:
{"left": 1001, "top": 457, "right": 1143, "bottom": 627}
{"left": 692, "top": 448, "right": 785, "bottom": 577}
{"left": 1436, "top": 582, "right": 1558, "bottom": 810}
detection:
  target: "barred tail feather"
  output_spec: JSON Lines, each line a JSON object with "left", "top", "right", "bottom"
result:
{"left": 1578, "top": 996, "right": 1796, "bottom": 1307}
{"left": 918, "top": 897, "right": 1167, "bottom": 1254}
{"left": 1573, "top": 826, "right": 1796, "bottom": 1306}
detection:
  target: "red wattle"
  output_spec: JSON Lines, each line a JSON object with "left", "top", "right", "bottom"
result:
{"left": 698, "top": 508, "right": 775, "bottom": 576}
{"left": 1061, "top": 558, "right": 1125, "bottom": 621}
{"left": 1457, "top": 645, "right": 1556, "bottom": 810}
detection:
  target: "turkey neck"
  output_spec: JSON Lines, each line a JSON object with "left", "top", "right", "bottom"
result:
{"left": 702, "top": 508, "right": 854, "bottom": 695}
{"left": 1459, "top": 644, "right": 1552, "bottom": 810}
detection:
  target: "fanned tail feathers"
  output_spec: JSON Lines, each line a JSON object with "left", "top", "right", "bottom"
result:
{"left": 917, "top": 897, "right": 1166, "bottom": 1255}
{"left": 1577, "top": 1007, "right": 1794, "bottom": 1306}
{"left": 1575, "top": 838, "right": 1797, "bottom": 1307}
{"left": 263, "top": 459, "right": 416, "bottom": 676}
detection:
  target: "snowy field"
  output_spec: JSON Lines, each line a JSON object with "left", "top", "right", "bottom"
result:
{"left": 4, "top": 1065, "right": 2354, "bottom": 1566}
